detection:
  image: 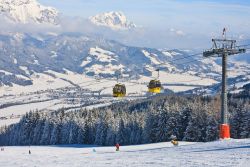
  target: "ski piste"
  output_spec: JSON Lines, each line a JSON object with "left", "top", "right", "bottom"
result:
{"left": 0, "top": 139, "right": 249, "bottom": 167}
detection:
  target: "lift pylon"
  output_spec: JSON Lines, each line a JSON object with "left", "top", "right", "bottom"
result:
{"left": 203, "top": 28, "right": 246, "bottom": 139}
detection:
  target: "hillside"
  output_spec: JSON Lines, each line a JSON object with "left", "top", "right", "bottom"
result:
{"left": 0, "top": 32, "right": 249, "bottom": 88}
{"left": 1, "top": 94, "right": 249, "bottom": 146}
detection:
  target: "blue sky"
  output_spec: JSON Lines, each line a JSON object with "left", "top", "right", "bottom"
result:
{"left": 39, "top": 0, "right": 250, "bottom": 17}
{"left": 38, "top": 0, "right": 250, "bottom": 48}
{"left": 39, "top": 0, "right": 250, "bottom": 31}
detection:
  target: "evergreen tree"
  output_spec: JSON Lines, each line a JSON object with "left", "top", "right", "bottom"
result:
{"left": 94, "top": 119, "right": 108, "bottom": 145}
{"left": 116, "top": 119, "right": 127, "bottom": 145}
{"left": 230, "top": 105, "right": 245, "bottom": 138}
{"left": 40, "top": 119, "right": 52, "bottom": 145}
{"left": 143, "top": 111, "right": 159, "bottom": 143}
{"left": 165, "top": 114, "right": 179, "bottom": 141}
{"left": 205, "top": 116, "right": 219, "bottom": 142}
{"left": 177, "top": 108, "right": 191, "bottom": 140}
{"left": 156, "top": 107, "right": 169, "bottom": 142}
{"left": 76, "top": 122, "right": 86, "bottom": 144}
{"left": 240, "top": 109, "right": 250, "bottom": 138}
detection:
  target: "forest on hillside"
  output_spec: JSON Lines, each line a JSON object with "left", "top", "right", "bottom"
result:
{"left": 0, "top": 94, "right": 249, "bottom": 146}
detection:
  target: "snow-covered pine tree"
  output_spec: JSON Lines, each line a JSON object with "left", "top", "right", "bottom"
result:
{"left": 40, "top": 118, "right": 52, "bottom": 145}
{"left": 50, "top": 124, "right": 59, "bottom": 145}
{"left": 165, "top": 114, "right": 179, "bottom": 141}
{"left": 116, "top": 118, "right": 127, "bottom": 145}
{"left": 76, "top": 121, "right": 86, "bottom": 144}
{"left": 68, "top": 120, "right": 78, "bottom": 144}
{"left": 240, "top": 106, "right": 250, "bottom": 138}
{"left": 183, "top": 108, "right": 208, "bottom": 142}
{"left": 105, "top": 111, "right": 117, "bottom": 146}
{"left": 143, "top": 107, "right": 159, "bottom": 143}
{"left": 205, "top": 116, "right": 219, "bottom": 142}
{"left": 177, "top": 108, "right": 191, "bottom": 140}
{"left": 156, "top": 106, "right": 169, "bottom": 142}
{"left": 94, "top": 118, "right": 108, "bottom": 145}
{"left": 84, "top": 110, "right": 97, "bottom": 144}
{"left": 230, "top": 103, "right": 245, "bottom": 139}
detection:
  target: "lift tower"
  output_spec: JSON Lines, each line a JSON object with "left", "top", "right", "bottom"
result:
{"left": 203, "top": 29, "right": 246, "bottom": 139}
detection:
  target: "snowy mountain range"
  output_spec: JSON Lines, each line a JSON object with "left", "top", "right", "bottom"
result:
{"left": 0, "top": 1, "right": 249, "bottom": 95}
{"left": 0, "top": 32, "right": 249, "bottom": 89}
{"left": 0, "top": 0, "right": 59, "bottom": 25}
{"left": 89, "top": 11, "right": 136, "bottom": 30}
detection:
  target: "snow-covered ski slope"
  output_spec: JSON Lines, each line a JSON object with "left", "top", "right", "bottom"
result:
{"left": 0, "top": 139, "right": 249, "bottom": 167}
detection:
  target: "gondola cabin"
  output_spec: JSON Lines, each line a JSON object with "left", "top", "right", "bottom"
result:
{"left": 148, "top": 79, "right": 161, "bottom": 93}
{"left": 113, "top": 83, "right": 126, "bottom": 97}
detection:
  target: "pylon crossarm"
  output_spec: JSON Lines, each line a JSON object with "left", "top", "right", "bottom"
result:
{"left": 226, "top": 48, "right": 246, "bottom": 55}
{"left": 238, "top": 48, "right": 246, "bottom": 53}
{"left": 203, "top": 48, "right": 246, "bottom": 57}
{"left": 203, "top": 50, "right": 216, "bottom": 57}
{"left": 212, "top": 39, "right": 236, "bottom": 43}
{"left": 203, "top": 49, "right": 224, "bottom": 57}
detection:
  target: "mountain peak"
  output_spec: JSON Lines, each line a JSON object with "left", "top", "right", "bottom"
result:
{"left": 0, "top": 0, "right": 59, "bottom": 25}
{"left": 89, "top": 11, "right": 136, "bottom": 30}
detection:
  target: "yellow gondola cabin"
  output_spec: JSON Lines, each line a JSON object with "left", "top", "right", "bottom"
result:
{"left": 148, "top": 79, "right": 161, "bottom": 93}
{"left": 113, "top": 83, "right": 126, "bottom": 97}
